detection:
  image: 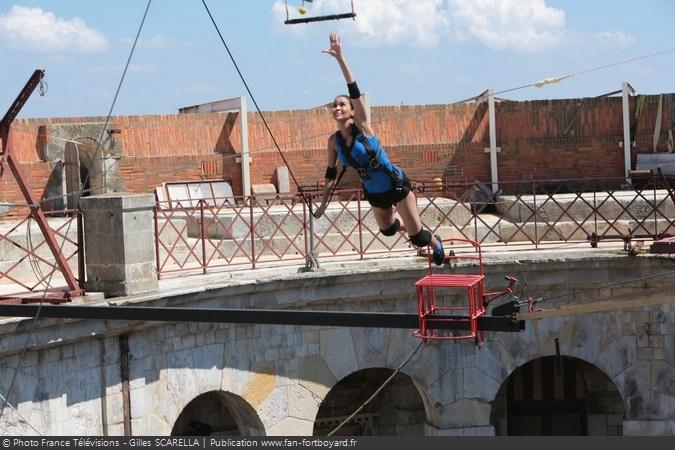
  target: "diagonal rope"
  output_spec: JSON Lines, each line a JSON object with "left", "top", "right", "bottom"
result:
{"left": 0, "top": 0, "right": 154, "bottom": 432}
{"left": 82, "top": 1, "right": 153, "bottom": 196}
{"left": 9, "top": 46, "right": 675, "bottom": 190}
{"left": 540, "top": 269, "right": 675, "bottom": 303}
{"left": 326, "top": 340, "right": 424, "bottom": 436}
{"left": 0, "top": 391, "right": 42, "bottom": 435}
{"left": 461, "top": 47, "right": 675, "bottom": 101}
{"left": 200, "top": 0, "right": 310, "bottom": 206}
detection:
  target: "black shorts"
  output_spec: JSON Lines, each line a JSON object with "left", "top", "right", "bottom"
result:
{"left": 364, "top": 177, "right": 412, "bottom": 209}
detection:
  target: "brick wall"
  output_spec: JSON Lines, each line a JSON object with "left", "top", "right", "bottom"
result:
{"left": 0, "top": 161, "right": 57, "bottom": 211}
{"left": 2, "top": 94, "right": 672, "bottom": 213}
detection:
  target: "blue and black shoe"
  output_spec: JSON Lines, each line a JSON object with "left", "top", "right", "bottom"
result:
{"left": 432, "top": 235, "right": 445, "bottom": 266}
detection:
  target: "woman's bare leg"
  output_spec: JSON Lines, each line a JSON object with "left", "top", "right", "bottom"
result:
{"left": 372, "top": 206, "right": 399, "bottom": 231}
{"left": 394, "top": 191, "right": 441, "bottom": 249}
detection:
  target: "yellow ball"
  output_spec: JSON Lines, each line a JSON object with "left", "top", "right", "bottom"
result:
{"left": 299, "top": 6, "right": 307, "bottom": 14}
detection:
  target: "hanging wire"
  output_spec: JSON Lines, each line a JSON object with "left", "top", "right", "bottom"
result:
{"left": 9, "top": 45, "right": 675, "bottom": 192}
{"left": 27, "top": 218, "right": 51, "bottom": 290}
{"left": 0, "top": 2, "right": 671, "bottom": 436}
{"left": 539, "top": 269, "right": 675, "bottom": 303}
{"left": 0, "top": 392, "right": 42, "bottom": 435}
{"left": 326, "top": 340, "right": 424, "bottom": 436}
{"left": 0, "top": 184, "right": 107, "bottom": 212}
{"left": 428, "top": 267, "right": 675, "bottom": 391}
{"left": 10, "top": 46, "right": 675, "bottom": 161}
{"left": 0, "top": 0, "right": 154, "bottom": 431}
{"left": 200, "top": 0, "right": 310, "bottom": 207}
{"left": 467, "top": 47, "right": 675, "bottom": 101}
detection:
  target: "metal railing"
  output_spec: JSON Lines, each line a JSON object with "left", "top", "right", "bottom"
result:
{"left": 0, "top": 208, "right": 82, "bottom": 301}
{"left": 154, "top": 175, "right": 675, "bottom": 278}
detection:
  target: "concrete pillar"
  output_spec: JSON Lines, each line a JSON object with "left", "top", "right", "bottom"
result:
{"left": 80, "top": 193, "right": 158, "bottom": 297}
{"left": 275, "top": 165, "right": 290, "bottom": 194}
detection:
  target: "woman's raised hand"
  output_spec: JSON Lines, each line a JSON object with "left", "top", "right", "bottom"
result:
{"left": 321, "top": 32, "right": 343, "bottom": 59}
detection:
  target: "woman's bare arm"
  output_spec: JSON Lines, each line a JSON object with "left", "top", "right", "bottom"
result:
{"left": 313, "top": 135, "right": 339, "bottom": 218}
{"left": 322, "top": 33, "right": 374, "bottom": 136}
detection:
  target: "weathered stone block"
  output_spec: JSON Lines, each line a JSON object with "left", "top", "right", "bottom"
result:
{"left": 80, "top": 193, "right": 158, "bottom": 296}
{"left": 319, "top": 328, "right": 357, "bottom": 381}
{"left": 624, "top": 420, "right": 675, "bottom": 435}
{"left": 435, "top": 398, "right": 493, "bottom": 428}
{"left": 637, "top": 347, "right": 665, "bottom": 360}
{"left": 595, "top": 335, "right": 637, "bottom": 379}
{"left": 275, "top": 166, "right": 291, "bottom": 194}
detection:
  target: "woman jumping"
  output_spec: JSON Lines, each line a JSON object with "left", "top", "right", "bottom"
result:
{"left": 312, "top": 33, "right": 445, "bottom": 265}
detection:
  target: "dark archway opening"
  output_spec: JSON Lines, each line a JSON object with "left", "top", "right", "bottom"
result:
{"left": 491, "top": 356, "right": 625, "bottom": 435}
{"left": 171, "top": 391, "right": 266, "bottom": 436}
{"left": 79, "top": 165, "right": 90, "bottom": 197}
{"left": 313, "top": 368, "right": 426, "bottom": 436}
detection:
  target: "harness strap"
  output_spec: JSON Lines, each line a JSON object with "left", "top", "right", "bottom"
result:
{"left": 334, "top": 128, "right": 401, "bottom": 186}
{"left": 334, "top": 131, "right": 365, "bottom": 178}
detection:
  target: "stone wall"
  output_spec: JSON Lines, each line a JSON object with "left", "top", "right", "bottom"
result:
{"left": 0, "top": 252, "right": 673, "bottom": 435}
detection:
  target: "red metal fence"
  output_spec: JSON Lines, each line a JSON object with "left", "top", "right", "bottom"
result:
{"left": 154, "top": 175, "right": 675, "bottom": 278}
{"left": 2, "top": 175, "right": 670, "bottom": 295}
{"left": 0, "top": 208, "right": 82, "bottom": 301}
{"left": 2, "top": 174, "right": 669, "bottom": 297}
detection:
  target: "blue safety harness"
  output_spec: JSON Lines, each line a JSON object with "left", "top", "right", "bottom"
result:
{"left": 334, "top": 125, "right": 403, "bottom": 194}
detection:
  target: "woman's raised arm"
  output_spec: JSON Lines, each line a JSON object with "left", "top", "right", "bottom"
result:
{"left": 322, "top": 33, "right": 374, "bottom": 136}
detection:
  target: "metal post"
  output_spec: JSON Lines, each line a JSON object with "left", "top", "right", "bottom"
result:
{"left": 200, "top": 200, "right": 206, "bottom": 274}
{"left": 533, "top": 180, "right": 538, "bottom": 249}
{"left": 177, "top": 96, "right": 250, "bottom": 196}
{"left": 77, "top": 210, "right": 85, "bottom": 288}
{"left": 622, "top": 82, "right": 635, "bottom": 183}
{"left": 299, "top": 193, "right": 320, "bottom": 272}
{"left": 357, "top": 191, "right": 364, "bottom": 259}
{"left": 154, "top": 204, "right": 161, "bottom": 280}
{"left": 239, "top": 96, "right": 251, "bottom": 197}
{"left": 487, "top": 89, "right": 499, "bottom": 194}
{"left": 118, "top": 335, "right": 132, "bottom": 436}
{"left": 249, "top": 195, "right": 256, "bottom": 269}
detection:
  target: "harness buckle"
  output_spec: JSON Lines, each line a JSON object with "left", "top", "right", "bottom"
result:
{"left": 356, "top": 167, "right": 369, "bottom": 179}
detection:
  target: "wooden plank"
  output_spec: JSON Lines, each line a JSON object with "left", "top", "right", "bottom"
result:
{"left": 519, "top": 287, "right": 674, "bottom": 320}
{"left": 64, "top": 141, "right": 81, "bottom": 210}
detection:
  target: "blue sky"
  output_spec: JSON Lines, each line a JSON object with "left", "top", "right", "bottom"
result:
{"left": 1, "top": 0, "right": 674, "bottom": 119}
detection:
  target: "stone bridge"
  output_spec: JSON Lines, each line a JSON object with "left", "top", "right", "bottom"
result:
{"left": 0, "top": 247, "right": 673, "bottom": 436}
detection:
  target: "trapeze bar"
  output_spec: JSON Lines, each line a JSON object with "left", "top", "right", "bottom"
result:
{"left": 285, "top": 12, "right": 356, "bottom": 25}
{"left": 0, "top": 304, "right": 524, "bottom": 332}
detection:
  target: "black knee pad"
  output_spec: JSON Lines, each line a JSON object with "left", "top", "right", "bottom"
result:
{"left": 409, "top": 229, "right": 432, "bottom": 248}
{"left": 380, "top": 218, "right": 400, "bottom": 237}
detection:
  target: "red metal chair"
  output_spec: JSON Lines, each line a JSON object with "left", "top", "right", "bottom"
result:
{"left": 413, "top": 238, "right": 487, "bottom": 343}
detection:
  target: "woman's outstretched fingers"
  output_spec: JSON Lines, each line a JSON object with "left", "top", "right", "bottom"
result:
{"left": 322, "top": 33, "right": 342, "bottom": 58}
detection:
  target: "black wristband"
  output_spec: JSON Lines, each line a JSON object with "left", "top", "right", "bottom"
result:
{"left": 325, "top": 166, "right": 337, "bottom": 180}
{"left": 347, "top": 81, "right": 361, "bottom": 99}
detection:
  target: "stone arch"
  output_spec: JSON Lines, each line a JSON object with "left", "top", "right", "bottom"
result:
{"left": 490, "top": 356, "right": 625, "bottom": 435}
{"left": 313, "top": 368, "right": 427, "bottom": 436}
{"left": 171, "top": 390, "right": 266, "bottom": 436}
{"left": 74, "top": 138, "right": 106, "bottom": 196}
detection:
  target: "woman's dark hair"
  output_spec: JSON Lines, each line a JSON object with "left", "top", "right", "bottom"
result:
{"left": 332, "top": 95, "right": 353, "bottom": 108}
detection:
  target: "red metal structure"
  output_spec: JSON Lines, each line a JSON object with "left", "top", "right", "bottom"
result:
{"left": 413, "top": 238, "right": 519, "bottom": 344}
{"left": 413, "top": 238, "right": 488, "bottom": 343}
{"left": 0, "top": 70, "right": 82, "bottom": 302}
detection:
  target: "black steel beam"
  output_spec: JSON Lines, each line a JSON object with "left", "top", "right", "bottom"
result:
{"left": 0, "top": 304, "right": 524, "bottom": 332}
